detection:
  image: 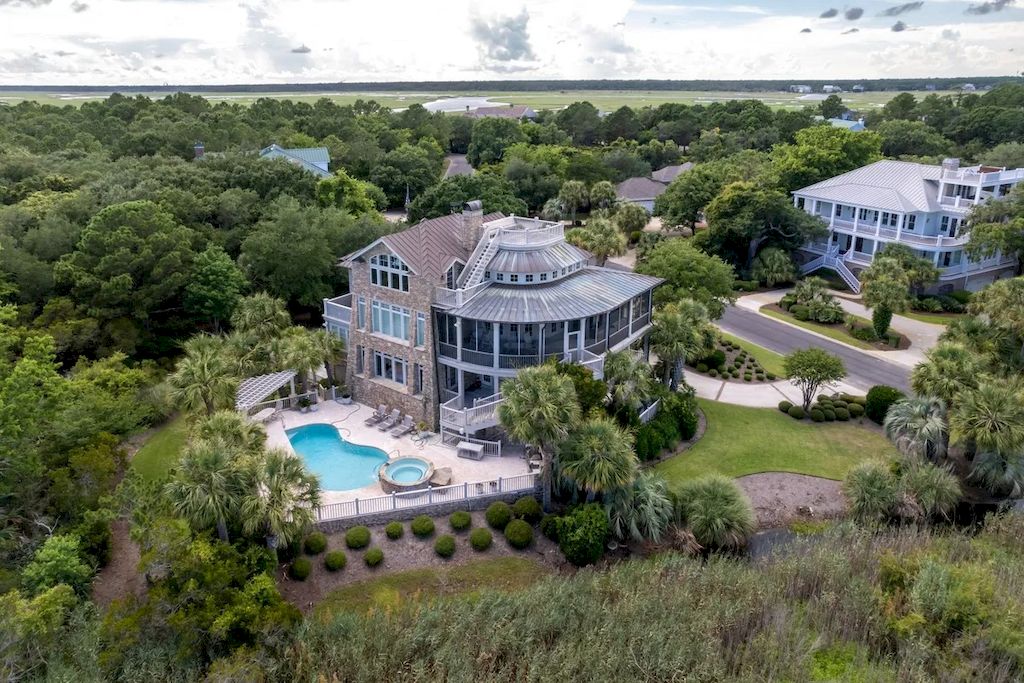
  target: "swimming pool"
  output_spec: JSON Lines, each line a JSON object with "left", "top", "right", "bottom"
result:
{"left": 285, "top": 423, "right": 388, "bottom": 491}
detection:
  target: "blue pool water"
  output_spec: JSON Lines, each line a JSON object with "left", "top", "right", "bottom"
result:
{"left": 383, "top": 457, "right": 430, "bottom": 484}
{"left": 285, "top": 423, "right": 388, "bottom": 491}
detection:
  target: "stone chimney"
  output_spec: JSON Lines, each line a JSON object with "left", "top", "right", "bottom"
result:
{"left": 461, "top": 200, "right": 484, "bottom": 252}
{"left": 942, "top": 158, "right": 960, "bottom": 172}
{"left": 194, "top": 141, "right": 205, "bottom": 159}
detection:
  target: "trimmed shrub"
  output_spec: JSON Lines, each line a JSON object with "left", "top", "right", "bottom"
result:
{"left": 289, "top": 557, "right": 311, "bottom": 581}
{"left": 717, "top": 366, "right": 728, "bottom": 375}
{"left": 866, "top": 385, "right": 905, "bottom": 424}
{"left": 385, "top": 521, "right": 404, "bottom": 540}
{"left": 504, "top": 520, "right": 534, "bottom": 549}
{"left": 823, "top": 409, "right": 836, "bottom": 422}
{"left": 512, "top": 496, "right": 543, "bottom": 524}
{"left": 817, "top": 394, "right": 830, "bottom": 404}
{"left": 540, "top": 514, "right": 560, "bottom": 542}
{"left": 849, "top": 403, "right": 865, "bottom": 418}
{"left": 675, "top": 475, "right": 755, "bottom": 549}
{"left": 324, "top": 550, "right": 347, "bottom": 571}
{"left": 345, "top": 526, "right": 371, "bottom": 550}
{"left": 557, "top": 504, "right": 608, "bottom": 566}
{"left": 434, "top": 534, "right": 456, "bottom": 558}
{"left": 708, "top": 369, "right": 718, "bottom": 378}
{"left": 833, "top": 400, "right": 848, "bottom": 410}
{"left": 469, "top": 527, "right": 493, "bottom": 551}
{"left": 787, "top": 406, "right": 806, "bottom": 420}
{"left": 411, "top": 515, "right": 435, "bottom": 538}
{"left": 778, "top": 400, "right": 793, "bottom": 413}
{"left": 949, "top": 290, "right": 972, "bottom": 305}
{"left": 696, "top": 362, "right": 708, "bottom": 373}
{"left": 304, "top": 532, "right": 327, "bottom": 555}
{"left": 485, "top": 502, "right": 513, "bottom": 530}
{"left": 791, "top": 304, "right": 811, "bottom": 321}
{"left": 835, "top": 407, "right": 850, "bottom": 421}
{"left": 364, "top": 547, "right": 384, "bottom": 567}
{"left": 701, "top": 349, "right": 726, "bottom": 369}
{"left": 767, "top": 373, "right": 777, "bottom": 381}
{"left": 449, "top": 511, "right": 472, "bottom": 531}
{"left": 810, "top": 409, "right": 825, "bottom": 422}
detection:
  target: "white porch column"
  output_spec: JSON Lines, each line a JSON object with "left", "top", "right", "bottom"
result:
{"left": 627, "top": 299, "right": 635, "bottom": 336}
{"left": 829, "top": 202, "right": 837, "bottom": 228}
{"left": 853, "top": 208, "right": 859, "bottom": 233}
{"left": 492, "top": 324, "right": 499, "bottom": 369}
{"left": 933, "top": 251, "right": 941, "bottom": 266}
{"left": 895, "top": 213, "right": 903, "bottom": 241}
{"left": 455, "top": 318, "right": 462, "bottom": 363}
{"left": 875, "top": 210, "right": 882, "bottom": 237}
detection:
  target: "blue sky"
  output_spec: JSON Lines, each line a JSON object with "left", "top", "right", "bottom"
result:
{"left": 0, "top": 0, "right": 1021, "bottom": 85}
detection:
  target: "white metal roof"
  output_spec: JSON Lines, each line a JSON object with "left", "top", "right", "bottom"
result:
{"left": 793, "top": 160, "right": 942, "bottom": 213}
{"left": 236, "top": 370, "right": 297, "bottom": 410}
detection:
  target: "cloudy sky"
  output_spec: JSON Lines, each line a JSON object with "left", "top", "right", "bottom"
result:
{"left": 0, "top": 0, "right": 1021, "bottom": 85}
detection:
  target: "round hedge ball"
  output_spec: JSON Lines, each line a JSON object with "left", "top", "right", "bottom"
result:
{"left": 849, "top": 403, "right": 865, "bottom": 417}
{"left": 485, "top": 501, "right": 513, "bottom": 530}
{"left": 823, "top": 409, "right": 836, "bottom": 422}
{"left": 787, "top": 405, "right": 806, "bottom": 420}
{"left": 304, "top": 531, "right": 327, "bottom": 555}
{"left": 411, "top": 515, "right": 436, "bottom": 538}
{"left": 385, "top": 521, "right": 404, "bottom": 540}
{"left": 778, "top": 400, "right": 793, "bottom": 413}
{"left": 469, "top": 527, "right": 493, "bottom": 551}
{"left": 449, "top": 511, "right": 472, "bottom": 532}
{"left": 512, "top": 496, "right": 543, "bottom": 524}
{"left": 364, "top": 547, "right": 384, "bottom": 567}
{"left": 289, "top": 557, "right": 311, "bottom": 581}
{"left": 835, "top": 407, "right": 850, "bottom": 421}
{"left": 504, "top": 519, "right": 534, "bottom": 549}
{"left": 324, "top": 550, "right": 347, "bottom": 571}
{"left": 345, "top": 525, "right": 371, "bottom": 549}
{"left": 434, "top": 534, "right": 456, "bottom": 558}
{"left": 810, "top": 409, "right": 825, "bottom": 422}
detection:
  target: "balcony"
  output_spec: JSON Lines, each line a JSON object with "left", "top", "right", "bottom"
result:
{"left": 484, "top": 216, "right": 565, "bottom": 249}
{"left": 433, "top": 282, "right": 491, "bottom": 309}
{"left": 939, "top": 195, "right": 974, "bottom": 211}
{"left": 323, "top": 293, "right": 352, "bottom": 323}
{"left": 440, "top": 392, "right": 504, "bottom": 433}
{"left": 938, "top": 255, "right": 1017, "bottom": 279}
{"left": 941, "top": 167, "right": 1024, "bottom": 184}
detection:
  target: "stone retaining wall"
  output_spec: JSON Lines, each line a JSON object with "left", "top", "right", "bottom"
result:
{"left": 314, "top": 485, "right": 542, "bottom": 533}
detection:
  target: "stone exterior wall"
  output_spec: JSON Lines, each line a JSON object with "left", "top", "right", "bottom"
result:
{"left": 314, "top": 484, "right": 542, "bottom": 532}
{"left": 345, "top": 242, "right": 440, "bottom": 429}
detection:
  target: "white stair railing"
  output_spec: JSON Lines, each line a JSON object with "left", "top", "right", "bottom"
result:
{"left": 458, "top": 227, "right": 500, "bottom": 289}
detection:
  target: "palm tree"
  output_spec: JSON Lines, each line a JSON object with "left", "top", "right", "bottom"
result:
{"left": 751, "top": 248, "right": 796, "bottom": 288}
{"left": 168, "top": 337, "right": 238, "bottom": 416}
{"left": 969, "top": 450, "right": 1024, "bottom": 498}
{"left": 603, "top": 351, "right": 655, "bottom": 416}
{"left": 674, "top": 475, "right": 755, "bottom": 549}
{"left": 557, "top": 415, "right": 638, "bottom": 499}
{"left": 792, "top": 276, "right": 827, "bottom": 305}
{"left": 240, "top": 448, "right": 320, "bottom": 559}
{"left": 910, "top": 342, "right": 981, "bottom": 407}
{"left": 231, "top": 292, "right": 291, "bottom": 341}
{"left": 166, "top": 440, "right": 241, "bottom": 543}
{"left": 842, "top": 461, "right": 900, "bottom": 523}
{"left": 970, "top": 277, "right": 1024, "bottom": 362}
{"left": 589, "top": 180, "right": 616, "bottom": 210}
{"left": 900, "top": 463, "right": 961, "bottom": 520}
{"left": 884, "top": 397, "right": 948, "bottom": 464}
{"left": 949, "top": 380, "right": 1024, "bottom": 456}
{"left": 498, "top": 365, "right": 581, "bottom": 511}
{"left": 193, "top": 410, "right": 267, "bottom": 457}
{"left": 565, "top": 218, "right": 627, "bottom": 267}
{"left": 282, "top": 328, "right": 324, "bottom": 395}
{"left": 311, "top": 328, "right": 346, "bottom": 387}
{"left": 604, "top": 470, "right": 674, "bottom": 543}
{"left": 558, "top": 180, "right": 589, "bottom": 225}
{"left": 650, "top": 299, "right": 714, "bottom": 390}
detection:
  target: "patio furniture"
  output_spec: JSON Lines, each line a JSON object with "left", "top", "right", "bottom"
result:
{"left": 429, "top": 467, "right": 452, "bottom": 486}
{"left": 456, "top": 441, "right": 485, "bottom": 460}
{"left": 377, "top": 409, "right": 401, "bottom": 431}
{"left": 390, "top": 415, "right": 415, "bottom": 438}
{"left": 251, "top": 407, "right": 276, "bottom": 423}
{"left": 363, "top": 405, "right": 388, "bottom": 426}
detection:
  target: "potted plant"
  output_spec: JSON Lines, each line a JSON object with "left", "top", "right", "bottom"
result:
{"left": 338, "top": 385, "right": 352, "bottom": 405}
{"left": 309, "top": 394, "right": 319, "bottom": 412}
{"left": 297, "top": 397, "right": 311, "bottom": 413}
{"left": 416, "top": 420, "right": 431, "bottom": 438}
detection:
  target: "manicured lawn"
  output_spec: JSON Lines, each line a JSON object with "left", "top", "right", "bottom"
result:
{"left": 901, "top": 310, "right": 963, "bottom": 326}
{"left": 131, "top": 416, "right": 187, "bottom": 481}
{"left": 760, "top": 305, "right": 876, "bottom": 350}
{"left": 656, "top": 399, "right": 896, "bottom": 483}
{"left": 313, "top": 557, "right": 549, "bottom": 617}
{"left": 715, "top": 329, "right": 787, "bottom": 378}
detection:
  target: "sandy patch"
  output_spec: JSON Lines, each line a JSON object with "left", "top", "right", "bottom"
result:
{"left": 736, "top": 472, "right": 847, "bottom": 528}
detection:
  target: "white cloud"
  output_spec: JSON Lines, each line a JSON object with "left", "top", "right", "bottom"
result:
{"left": 0, "top": 0, "right": 1020, "bottom": 84}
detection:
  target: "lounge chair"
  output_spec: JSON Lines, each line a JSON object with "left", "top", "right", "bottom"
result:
{"left": 390, "top": 415, "right": 415, "bottom": 438}
{"left": 377, "top": 409, "right": 401, "bottom": 431}
{"left": 363, "top": 405, "right": 388, "bottom": 427}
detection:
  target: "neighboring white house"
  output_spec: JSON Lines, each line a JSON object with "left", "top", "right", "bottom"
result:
{"left": 258, "top": 144, "right": 332, "bottom": 178}
{"left": 827, "top": 118, "right": 866, "bottom": 132}
{"left": 822, "top": 85, "right": 843, "bottom": 93}
{"left": 789, "top": 85, "right": 813, "bottom": 94}
{"left": 793, "top": 158, "right": 1024, "bottom": 293}
{"left": 466, "top": 104, "right": 538, "bottom": 121}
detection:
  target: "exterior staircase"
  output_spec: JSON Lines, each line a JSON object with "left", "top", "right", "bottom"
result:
{"left": 801, "top": 245, "right": 862, "bottom": 294}
{"left": 458, "top": 228, "right": 501, "bottom": 289}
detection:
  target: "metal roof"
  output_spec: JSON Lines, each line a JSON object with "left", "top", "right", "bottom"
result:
{"left": 469, "top": 105, "right": 536, "bottom": 119}
{"left": 447, "top": 267, "right": 662, "bottom": 323}
{"left": 485, "top": 242, "right": 588, "bottom": 274}
{"left": 793, "top": 160, "right": 942, "bottom": 213}
{"left": 236, "top": 370, "right": 297, "bottom": 411}
{"left": 651, "top": 163, "right": 694, "bottom": 184}
{"left": 616, "top": 176, "right": 668, "bottom": 201}
{"left": 259, "top": 144, "right": 332, "bottom": 178}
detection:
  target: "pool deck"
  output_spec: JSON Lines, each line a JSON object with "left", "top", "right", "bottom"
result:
{"left": 264, "top": 400, "right": 531, "bottom": 506}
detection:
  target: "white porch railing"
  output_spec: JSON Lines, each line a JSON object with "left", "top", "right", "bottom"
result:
{"left": 440, "top": 392, "right": 504, "bottom": 432}
{"left": 433, "top": 281, "right": 491, "bottom": 308}
{"left": 314, "top": 472, "right": 539, "bottom": 523}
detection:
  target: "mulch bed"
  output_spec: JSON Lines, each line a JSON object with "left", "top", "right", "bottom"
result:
{"left": 763, "top": 303, "right": 911, "bottom": 351}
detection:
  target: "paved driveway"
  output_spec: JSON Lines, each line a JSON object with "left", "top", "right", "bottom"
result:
{"left": 444, "top": 154, "right": 474, "bottom": 178}
{"left": 719, "top": 306, "right": 911, "bottom": 393}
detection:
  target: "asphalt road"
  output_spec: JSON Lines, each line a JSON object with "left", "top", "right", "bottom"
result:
{"left": 444, "top": 154, "right": 474, "bottom": 178}
{"left": 718, "top": 306, "right": 911, "bottom": 393}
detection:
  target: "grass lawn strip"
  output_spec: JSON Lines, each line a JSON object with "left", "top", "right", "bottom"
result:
{"left": 131, "top": 416, "right": 187, "bottom": 480}
{"left": 759, "top": 305, "right": 877, "bottom": 350}
{"left": 655, "top": 399, "right": 896, "bottom": 484}
{"left": 313, "top": 556, "right": 549, "bottom": 617}
{"left": 715, "top": 329, "right": 788, "bottom": 378}
{"left": 900, "top": 310, "right": 963, "bottom": 326}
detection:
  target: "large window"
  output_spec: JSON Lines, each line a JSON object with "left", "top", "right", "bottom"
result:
{"left": 445, "top": 261, "right": 464, "bottom": 289}
{"left": 371, "top": 301, "right": 410, "bottom": 341}
{"left": 373, "top": 351, "right": 406, "bottom": 385}
{"left": 415, "top": 312, "right": 426, "bottom": 347}
{"left": 356, "top": 297, "right": 366, "bottom": 329}
{"left": 881, "top": 212, "right": 899, "bottom": 228}
{"left": 370, "top": 253, "right": 410, "bottom": 292}
{"left": 905, "top": 215, "right": 917, "bottom": 231}
{"left": 461, "top": 319, "right": 494, "bottom": 353}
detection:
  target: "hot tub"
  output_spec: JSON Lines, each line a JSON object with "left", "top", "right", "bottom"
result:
{"left": 378, "top": 456, "right": 434, "bottom": 493}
